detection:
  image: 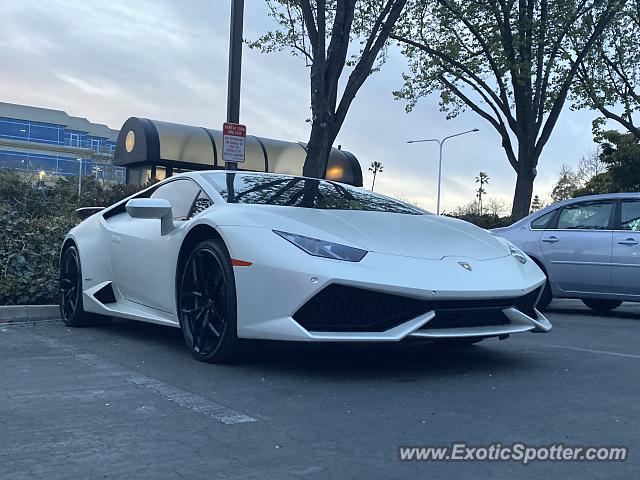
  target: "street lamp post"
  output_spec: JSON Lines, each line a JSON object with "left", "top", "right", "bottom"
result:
{"left": 78, "top": 158, "right": 82, "bottom": 197}
{"left": 407, "top": 128, "right": 479, "bottom": 215}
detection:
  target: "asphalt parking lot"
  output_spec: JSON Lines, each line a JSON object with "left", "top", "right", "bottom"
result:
{"left": 1, "top": 300, "right": 638, "bottom": 480}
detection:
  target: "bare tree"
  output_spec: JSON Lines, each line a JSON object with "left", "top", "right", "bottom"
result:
{"left": 551, "top": 164, "right": 581, "bottom": 202}
{"left": 577, "top": 149, "right": 606, "bottom": 182}
{"left": 250, "top": 0, "right": 407, "bottom": 179}
{"left": 392, "top": 0, "right": 623, "bottom": 219}
{"left": 485, "top": 197, "right": 508, "bottom": 217}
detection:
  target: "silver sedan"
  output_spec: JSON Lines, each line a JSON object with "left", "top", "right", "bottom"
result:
{"left": 493, "top": 193, "right": 640, "bottom": 311}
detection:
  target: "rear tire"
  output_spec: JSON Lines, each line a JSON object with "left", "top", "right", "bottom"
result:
{"left": 59, "top": 245, "right": 109, "bottom": 327}
{"left": 581, "top": 298, "right": 622, "bottom": 312}
{"left": 177, "top": 238, "right": 242, "bottom": 363}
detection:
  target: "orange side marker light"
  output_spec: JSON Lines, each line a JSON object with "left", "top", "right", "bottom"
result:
{"left": 231, "top": 259, "right": 253, "bottom": 267}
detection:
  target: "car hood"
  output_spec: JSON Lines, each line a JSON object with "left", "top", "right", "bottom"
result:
{"left": 213, "top": 205, "right": 511, "bottom": 261}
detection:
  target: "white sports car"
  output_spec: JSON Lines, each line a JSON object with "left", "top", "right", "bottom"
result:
{"left": 60, "top": 171, "right": 551, "bottom": 362}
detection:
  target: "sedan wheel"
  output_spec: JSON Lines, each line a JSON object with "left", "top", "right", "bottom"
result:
{"left": 581, "top": 298, "right": 622, "bottom": 312}
{"left": 178, "top": 239, "right": 242, "bottom": 363}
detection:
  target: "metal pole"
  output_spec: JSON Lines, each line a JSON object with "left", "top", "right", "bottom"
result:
{"left": 78, "top": 158, "right": 82, "bottom": 197}
{"left": 407, "top": 128, "right": 479, "bottom": 215}
{"left": 436, "top": 141, "right": 443, "bottom": 215}
{"left": 226, "top": 0, "right": 244, "bottom": 170}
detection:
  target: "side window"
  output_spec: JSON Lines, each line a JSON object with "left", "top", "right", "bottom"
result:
{"left": 188, "top": 190, "right": 213, "bottom": 219}
{"left": 530, "top": 210, "right": 556, "bottom": 230}
{"left": 151, "top": 180, "right": 200, "bottom": 221}
{"left": 620, "top": 200, "right": 640, "bottom": 231}
{"left": 557, "top": 201, "right": 613, "bottom": 230}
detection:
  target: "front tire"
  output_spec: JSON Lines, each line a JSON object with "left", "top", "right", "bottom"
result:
{"left": 581, "top": 298, "right": 622, "bottom": 312}
{"left": 177, "top": 239, "right": 242, "bottom": 363}
{"left": 59, "top": 245, "right": 107, "bottom": 326}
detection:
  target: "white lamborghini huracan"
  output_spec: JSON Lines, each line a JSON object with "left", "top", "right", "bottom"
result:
{"left": 60, "top": 171, "right": 551, "bottom": 362}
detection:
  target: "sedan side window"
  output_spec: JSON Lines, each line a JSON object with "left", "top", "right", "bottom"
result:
{"left": 620, "top": 200, "right": 640, "bottom": 231}
{"left": 151, "top": 179, "right": 200, "bottom": 221}
{"left": 557, "top": 201, "right": 613, "bottom": 230}
{"left": 530, "top": 210, "right": 556, "bottom": 230}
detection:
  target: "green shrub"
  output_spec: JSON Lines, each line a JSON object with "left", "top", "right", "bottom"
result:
{"left": 0, "top": 170, "right": 140, "bottom": 305}
{"left": 445, "top": 212, "right": 515, "bottom": 229}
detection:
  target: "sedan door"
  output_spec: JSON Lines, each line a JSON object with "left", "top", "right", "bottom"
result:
{"left": 107, "top": 179, "right": 204, "bottom": 313}
{"left": 539, "top": 199, "right": 614, "bottom": 295}
{"left": 611, "top": 198, "right": 640, "bottom": 296}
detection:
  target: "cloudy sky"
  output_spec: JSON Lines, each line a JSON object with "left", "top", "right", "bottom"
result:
{"left": 0, "top": 0, "right": 603, "bottom": 212}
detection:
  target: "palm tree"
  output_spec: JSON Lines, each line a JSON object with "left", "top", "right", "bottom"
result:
{"left": 369, "top": 161, "right": 384, "bottom": 191}
{"left": 475, "top": 172, "right": 489, "bottom": 215}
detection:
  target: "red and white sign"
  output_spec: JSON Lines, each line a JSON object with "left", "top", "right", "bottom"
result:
{"left": 222, "top": 122, "right": 247, "bottom": 164}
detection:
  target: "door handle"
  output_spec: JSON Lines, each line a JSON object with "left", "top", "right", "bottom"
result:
{"left": 111, "top": 235, "right": 122, "bottom": 244}
{"left": 618, "top": 238, "right": 638, "bottom": 246}
{"left": 542, "top": 236, "right": 559, "bottom": 243}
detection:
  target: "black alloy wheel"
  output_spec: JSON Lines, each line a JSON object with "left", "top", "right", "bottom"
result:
{"left": 59, "top": 245, "right": 106, "bottom": 326}
{"left": 178, "top": 239, "right": 242, "bottom": 363}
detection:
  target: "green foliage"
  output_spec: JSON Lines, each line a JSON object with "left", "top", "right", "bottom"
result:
{"left": 530, "top": 195, "right": 543, "bottom": 213}
{"left": 445, "top": 212, "right": 514, "bottom": 230}
{"left": 575, "top": 130, "right": 640, "bottom": 195}
{"left": 0, "top": 171, "right": 140, "bottom": 305}
{"left": 572, "top": 0, "right": 640, "bottom": 139}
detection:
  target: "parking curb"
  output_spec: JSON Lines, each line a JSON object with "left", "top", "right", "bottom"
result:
{"left": 0, "top": 305, "right": 60, "bottom": 322}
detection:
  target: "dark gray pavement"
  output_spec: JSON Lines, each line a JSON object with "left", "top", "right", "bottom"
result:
{"left": 1, "top": 300, "right": 639, "bottom": 479}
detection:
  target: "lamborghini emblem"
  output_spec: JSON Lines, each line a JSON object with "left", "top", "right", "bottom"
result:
{"left": 458, "top": 261, "right": 472, "bottom": 271}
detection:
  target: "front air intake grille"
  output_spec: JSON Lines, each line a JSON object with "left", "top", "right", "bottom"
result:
{"left": 94, "top": 283, "right": 116, "bottom": 304}
{"left": 421, "top": 310, "right": 510, "bottom": 330}
{"left": 514, "top": 287, "right": 541, "bottom": 318}
{"left": 293, "top": 284, "right": 431, "bottom": 332}
{"left": 293, "top": 284, "right": 540, "bottom": 333}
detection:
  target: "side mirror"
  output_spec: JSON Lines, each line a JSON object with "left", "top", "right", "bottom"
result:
{"left": 125, "top": 198, "right": 174, "bottom": 235}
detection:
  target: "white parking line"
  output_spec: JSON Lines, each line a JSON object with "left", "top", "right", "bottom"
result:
{"left": 538, "top": 343, "right": 640, "bottom": 360}
{"left": 29, "top": 333, "right": 258, "bottom": 425}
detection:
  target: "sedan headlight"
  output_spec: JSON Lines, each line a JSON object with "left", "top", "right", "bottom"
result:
{"left": 274, "top": 230, "right": 367, "bottom": 262}
{"left": 509, "top": 242, "right": 527, "bottom": 264}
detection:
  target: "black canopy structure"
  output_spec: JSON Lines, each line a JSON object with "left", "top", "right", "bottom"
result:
{"left": 114, "top": 117, "right": 362, "bottom": 187}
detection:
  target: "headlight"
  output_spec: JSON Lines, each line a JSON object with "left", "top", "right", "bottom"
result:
{"left": 273, "top": 230, "right": 367, "bottom": 262}
{"left": 509, "top": 242, "right": 527, "bottom": 264}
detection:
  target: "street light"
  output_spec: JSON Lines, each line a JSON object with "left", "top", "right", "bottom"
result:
{"left": 77, "top": 158, "right": 83, "bottom": 197}
{"left": 407, "top": 128, "right": 479, "bottom": 215}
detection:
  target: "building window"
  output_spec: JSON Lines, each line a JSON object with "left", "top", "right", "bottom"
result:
{"left": 0, "top": 118, "right": 29, "bottom": 140}
{"left": 29, "top": 124, "right": 60, "bottom": 144}
{"left": 69, "top": 133, "right": 81, "bottom": 147}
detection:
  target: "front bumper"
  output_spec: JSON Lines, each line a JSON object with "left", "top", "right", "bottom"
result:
{"left": 220, "top": 226, "right": 551, "bottom": 342}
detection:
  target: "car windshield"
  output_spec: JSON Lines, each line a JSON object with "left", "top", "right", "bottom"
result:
{"left": 202, "top": 172, "right": 425, "bottom": 215}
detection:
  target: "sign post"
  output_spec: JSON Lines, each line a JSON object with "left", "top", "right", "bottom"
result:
{"left": 226, "top": 0, "right": 244, "bottom": 170}
{"left": 222, "top": 122, "right": 247, "bottom": 167}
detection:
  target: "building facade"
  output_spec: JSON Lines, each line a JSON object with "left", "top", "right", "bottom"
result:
{"left": 0, "top": 102, "right": 125, "bottom": 183}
